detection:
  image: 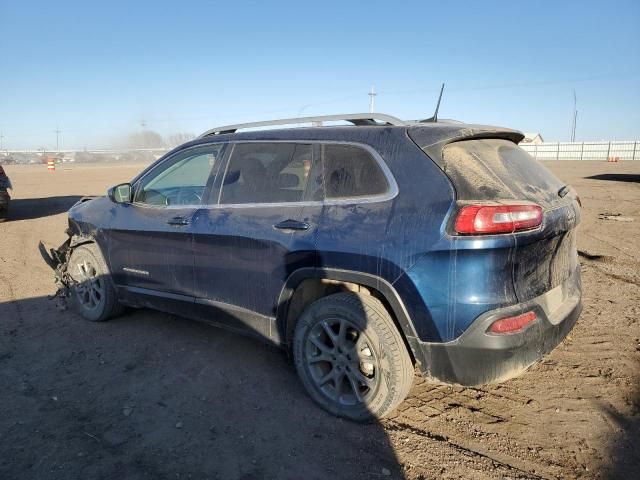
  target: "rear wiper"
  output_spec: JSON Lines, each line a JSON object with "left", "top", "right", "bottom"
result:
{"left": 558, "top": 185, "right": 570, "bottom": 198}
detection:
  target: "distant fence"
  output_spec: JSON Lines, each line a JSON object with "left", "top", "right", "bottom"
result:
{"left": 520, "top": 141, "right": 640, "bottom": 161}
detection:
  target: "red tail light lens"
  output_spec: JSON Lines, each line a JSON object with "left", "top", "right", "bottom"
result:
{"left": 488, "top": 311, "right": 537, "bottom": 334}
{"left": 455, "top": 204, "right": 543, "bottom": 235}
{"left": 0, "top": 166, "right": 5, "bottom": 177}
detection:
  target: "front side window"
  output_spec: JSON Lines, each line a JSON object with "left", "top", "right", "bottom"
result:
{"left": 135, "top": 144, "right": 224, "bottom": 206}
{"left": 321, "top": 144, "right": 389, "bottom": 199}
{"left": 220, "top": 143, "right": 313, "bottom": 204}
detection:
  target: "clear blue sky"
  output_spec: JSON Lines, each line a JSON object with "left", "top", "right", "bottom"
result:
{"left": 1, "top": 0, "right": 639, "bottom": 149}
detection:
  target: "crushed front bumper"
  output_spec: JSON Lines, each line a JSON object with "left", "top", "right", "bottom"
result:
{"left": 415, "top": 266, "right": 582, "bottom": 385}
{"left": 39, "top": 237, "right": 73, "bottom": 293}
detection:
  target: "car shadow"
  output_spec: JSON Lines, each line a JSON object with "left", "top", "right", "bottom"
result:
{"left": 0, "top": 292, "right": 405, "bottom": 479}
{"left": 4, "top": 195, "right": 84, "bottom": 221}
{"left": 604, "top": 372, "right": 640, "bottom": 478}
{"left": 584, "top": 173, "right": 640, "bottom": 183}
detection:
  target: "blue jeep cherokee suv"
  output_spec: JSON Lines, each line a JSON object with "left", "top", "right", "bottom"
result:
{"left": 41, "top": 113, "right": 582, "bottom": 420}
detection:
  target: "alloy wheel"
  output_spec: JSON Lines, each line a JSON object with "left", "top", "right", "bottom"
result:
{"left": 304, "top": 317, "right": 379, "bottom": 406}
{"left": 73, "top": 259, "right": 105, "bottom": 311}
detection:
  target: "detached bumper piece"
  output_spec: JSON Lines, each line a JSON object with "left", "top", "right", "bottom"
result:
{"left": 415, "top": 266, "right": 582, "bottom": 386}
{"left": 38, "top": 238, "right": 73, "bottom": 294}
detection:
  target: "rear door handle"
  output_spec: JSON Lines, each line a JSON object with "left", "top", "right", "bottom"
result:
{"left": 167, "top": 216, "right": 190, "bottom": 226}
{"left": 273, "top": 219, "right": 310, "bottom": 231}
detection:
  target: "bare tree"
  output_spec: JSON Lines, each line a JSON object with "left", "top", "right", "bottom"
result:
{"left": 165, "top": 132, "right": 196, "bottom": 148}
{"left": 127, "top": 130, "right": 164, "bottom": 149}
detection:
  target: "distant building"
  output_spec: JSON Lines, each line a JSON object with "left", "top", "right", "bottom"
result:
{"left": 521, "top": 132, "right": 544, "bottom": 144}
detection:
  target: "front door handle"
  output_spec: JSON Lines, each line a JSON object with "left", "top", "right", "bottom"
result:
{"left": 273, "top": 219, "right": 310, "bottom": 231}
{"left": 167, "top": 216, "right": 190, "bottom": 226}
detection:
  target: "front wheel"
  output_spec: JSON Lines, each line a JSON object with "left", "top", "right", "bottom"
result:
{"left": 293, "top": 292, "right": 414, "bottom": 421}
{"left": 67, "top": 244, "right": 124, "bottom": 322}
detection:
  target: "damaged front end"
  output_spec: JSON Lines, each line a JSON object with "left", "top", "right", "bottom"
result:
{"left": 39, "top": 232, "right": 90, "bottom": 300}
{"left": 39, "top": 235, "right": 72, "bottom": 299}
{"left": 39, "top": 196, "right": 100, "bottom": 297}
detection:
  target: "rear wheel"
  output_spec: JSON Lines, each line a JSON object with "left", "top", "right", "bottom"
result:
{"left": 68, "top": 244, "right": 124, "bottom": 322}
{"left": 293, "top": 292, "right": 414, "bottom": 421}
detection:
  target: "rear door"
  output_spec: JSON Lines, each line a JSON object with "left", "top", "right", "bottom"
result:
{"left": 107, "top": 144, "right": 225, "bottom": 301}
{"left": 190, "top": 142, "right": 322, "bottom": 341}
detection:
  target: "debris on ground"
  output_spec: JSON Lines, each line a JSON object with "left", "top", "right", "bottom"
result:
{"left": 598, "top": 213, "right": 634, "bottom": 222}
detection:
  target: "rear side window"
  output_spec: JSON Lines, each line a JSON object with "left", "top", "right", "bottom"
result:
{"left": 321, "top": 144, "right": 389, "bottom": 199}
{"left": 220, "top": 143, "right": 313, "bottom": 204}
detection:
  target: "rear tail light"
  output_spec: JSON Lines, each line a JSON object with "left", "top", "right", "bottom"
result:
{"left": 455, "top": 204, "right": 543, "bottom": 235}
{"left": 488, "top": 311, "right": 537, "bottom": 334}
{"left": 0, "top": 166, "right": 5, "bottom": 177}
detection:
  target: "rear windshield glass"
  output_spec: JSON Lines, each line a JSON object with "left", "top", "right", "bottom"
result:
{"left": 442, "top": 139, "right": 565, "bottom": 207}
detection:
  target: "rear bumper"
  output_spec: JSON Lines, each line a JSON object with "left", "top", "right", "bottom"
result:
{"left": 414, "top": 266, "right": 582, "bottom": 385}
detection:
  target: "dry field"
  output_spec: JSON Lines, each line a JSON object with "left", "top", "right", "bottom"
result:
{"left": 0, "top": 161, "right": 638, "bottom": 479}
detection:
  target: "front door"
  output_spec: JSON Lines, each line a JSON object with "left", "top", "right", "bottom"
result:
{"left": 107, "top": 144, "right": 225, "bottom": 303}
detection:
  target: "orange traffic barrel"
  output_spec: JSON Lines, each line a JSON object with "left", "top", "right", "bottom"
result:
{"left": 47, "top": 158, "right": 55, "bottom": 172}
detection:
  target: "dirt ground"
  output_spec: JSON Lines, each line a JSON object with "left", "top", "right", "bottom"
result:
{"left": 0, "top": 161, "right": 638, "bottom": 479}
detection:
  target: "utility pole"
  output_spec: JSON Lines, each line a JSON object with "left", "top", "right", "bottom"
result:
{"left": 55, "top": 127, "right": 61, "bottom": 152}
{"left": 0, "top": 131, "right": 4, "bottom": 151}
{"left": 570, "top": 89, "right": 577, "bottom": 142}
{"left": 368, "top": 85, "right": 377, "bottom": 113}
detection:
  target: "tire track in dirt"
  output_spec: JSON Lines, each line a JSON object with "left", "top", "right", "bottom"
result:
{"left": 385, "top": 419, "right": 558, "bottom": 479}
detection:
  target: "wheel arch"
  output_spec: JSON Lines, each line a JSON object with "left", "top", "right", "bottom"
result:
{"left": 277, "top": 268, "right": 423, "bottom": 366}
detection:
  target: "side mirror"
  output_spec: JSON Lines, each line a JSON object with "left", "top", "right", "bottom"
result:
{"left": 108, "top": 183, "right": 132, "bottom": 203}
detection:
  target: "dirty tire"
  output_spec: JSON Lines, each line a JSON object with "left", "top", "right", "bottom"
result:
{"left": 68, "top": 244, "right": 124, "bottom": 322}
{"left": 293, "top": 292, "right": 414, "bottom": 422}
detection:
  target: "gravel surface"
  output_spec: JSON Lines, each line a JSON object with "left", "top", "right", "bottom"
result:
{"left": 0, "top": 161, "right": 638, "bottom": 479}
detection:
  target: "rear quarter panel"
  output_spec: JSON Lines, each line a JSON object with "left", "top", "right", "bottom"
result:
{"left": 315, "top": 130, "right": 457, "bottom": 341}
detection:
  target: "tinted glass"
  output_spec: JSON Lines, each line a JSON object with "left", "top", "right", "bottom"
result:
{"left": 322, "top": 144, "right": 388, "bottom": 199}
{"left": 442, "top": 139, "right": 565, "bottom": 208}
{"left": 220, "top": 143, "right": 313, "bottom": 204}
{"left": 135, "top": 145, "right": 223, "bottom": 206}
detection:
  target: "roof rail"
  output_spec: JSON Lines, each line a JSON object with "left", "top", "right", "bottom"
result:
{"left": 199, "top": 113, "right": 406, "bottom": 137}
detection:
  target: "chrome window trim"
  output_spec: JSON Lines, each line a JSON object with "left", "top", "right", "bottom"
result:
{"left": 212, "top": 140, "right": 398, "bottom": 209}
{"left": 130, "top": 140, "right": 398, "bottom": 210}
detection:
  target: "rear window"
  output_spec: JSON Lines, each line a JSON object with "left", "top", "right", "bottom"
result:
{"left": 321, "top": 144, "right": 388, "bottom": 199}
{"left": 220, "top": 143, "right": 313, "bottom": 204}
{"left": 442, "top": 139, "right": 565, "bottom": 207}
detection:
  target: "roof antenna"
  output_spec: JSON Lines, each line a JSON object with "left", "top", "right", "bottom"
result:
{"left": 420, "top": 83, "right": 445, "bottom": 123}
